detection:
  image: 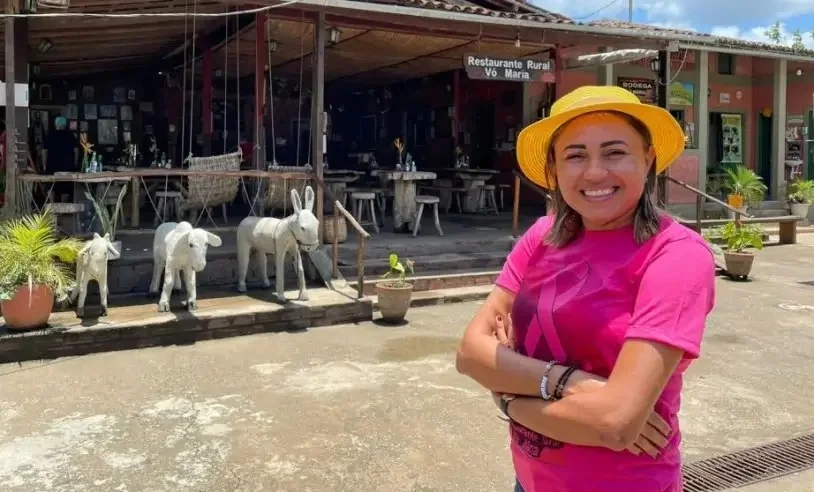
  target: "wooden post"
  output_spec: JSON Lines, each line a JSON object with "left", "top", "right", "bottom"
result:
{"left": 4, "top": 0, "right": 18, "bottom": 216}
{"left": 253, "top": 12, "right": 266, "bottom": 170}
{"left": 452, "top": 70, "right": 460, "bottom": 150}
{"left": 201, "top": 45, "right": 213, "bottom": 157}
{"left": 311, "top": 12, "right": 326, "bottom": 243}
{"left": 512, "top": 175, "right": 520, "bottom": 238}
{"left": 332, "top": 207, "right": 339, "bottom": 278}
{"left": 357, "top": 234, "right": 365, "bottom": 299}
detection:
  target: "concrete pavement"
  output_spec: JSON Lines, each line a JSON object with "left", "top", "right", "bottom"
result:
{"left": 1, "top": 236, "right": 814, "bottom": 491}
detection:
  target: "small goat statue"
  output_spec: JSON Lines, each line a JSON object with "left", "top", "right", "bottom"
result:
{"left": 236, "top": 186, "right": 320, "bottom": 303}
{"left": 74, "top": 233, "right": 119, "bottom": 318}
{"left": 150, "top": 221, "right": 222, "bottom": 312}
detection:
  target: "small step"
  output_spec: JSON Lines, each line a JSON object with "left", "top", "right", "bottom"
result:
{"left": 348, "top": 269, "right": 500, "bottom": 296}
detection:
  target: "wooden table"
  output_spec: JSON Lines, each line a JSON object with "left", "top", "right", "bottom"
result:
{"left": 18, "top": 169, "right": 311, "bottom": 228}
{"left": 444, "top": 169, "right": 499, "bottom": 212}
{"left": 372, "top": 170, "right": 437, "bottom": 232}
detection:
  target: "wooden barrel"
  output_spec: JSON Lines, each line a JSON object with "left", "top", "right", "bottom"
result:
{"left": 323, "top": 215, "right": 347, "bottom": 243}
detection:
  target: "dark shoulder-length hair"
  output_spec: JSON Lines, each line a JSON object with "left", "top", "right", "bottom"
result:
{"left": 544, "top": 111, "right": 662, "bottom": 248}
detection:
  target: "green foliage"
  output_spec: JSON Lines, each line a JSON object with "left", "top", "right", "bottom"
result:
{"left": 0, "top": 208, "right": 82, "bottom": 301}
{"left": 791, "top": 29, "right": 806, "bottom": 50}
{"left": 787, "top": 179, "right": 814, "bottom": 204}
{"left": 719, "top": 222, "right": 764, "bottom": 253}
{"left": 84, "top": 184, "right": 127, "bottom": 241}
{"left": 723, "top": 166, "right": 767, "bottom": 206}
{"left": 765, "top": 22, "right": 784, "bottom": 44}
{"left": 380, "top": 253, "right": 415, "bottom": 288}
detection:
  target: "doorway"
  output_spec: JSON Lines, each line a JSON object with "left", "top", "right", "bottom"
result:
{"left": 470, "top": 102, "right": 495, "bottom": 169}
{"left": 757, "top": 114, "right": 772, "bottom": 193}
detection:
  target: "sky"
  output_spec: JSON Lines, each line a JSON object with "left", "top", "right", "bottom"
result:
{"left": 533, "top": 0, "right": 814, "bottom": 48}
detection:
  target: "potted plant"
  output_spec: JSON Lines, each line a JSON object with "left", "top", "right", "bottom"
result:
{"left": 717, "top": 222, "right": 764, "bottom": 279}
{"left": 376, "top": 253, "right": 415, "bottom": 323}
{"left": 787, "top": 179, "right": 814, "bottom": 220}
{"left": 723, "top": 165, "right": 767, "bottom": 215}
{"left": 84, "top": 184, "right": 127, "bottom": 259}
{"left": 0, "top": 208, "right": 82, "bottom": 330}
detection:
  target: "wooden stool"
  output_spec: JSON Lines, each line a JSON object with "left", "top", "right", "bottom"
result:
{"left": 498, "top": 184, "right": 512, "bottom": 210}
{"left": 51, "top": 202, "right": 85, "bottom": 235}
{"left": 154, "top": 191, "right": 183, "bottom": 226}
{"left": 343, "top": 187, "right": 365, "bottom": 211}
{"left": 413, "top": 195, "right": 443, "bottom": 237}
{"left": 352, "top": 191, "right": 379, "bottom": 234}
{"left": 447, "top": 187, "right": 466, "bottom": 214}
{"left": 102, "top": 194, "right": 127, "bottom": 227}
{"left": 478, "top": 185, "right": 499, "bottom": 216}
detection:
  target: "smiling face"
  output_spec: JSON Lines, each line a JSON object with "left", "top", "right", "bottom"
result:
{"left": 550, "top": 112, "right": 655, "bottom": 231}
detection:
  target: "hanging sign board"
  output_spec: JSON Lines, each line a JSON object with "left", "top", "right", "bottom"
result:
{"left": 463, "top": 54, "right": 554, "bottom": 82}
{"left": 617, "top": 77, "right": 655, "bottom": 104}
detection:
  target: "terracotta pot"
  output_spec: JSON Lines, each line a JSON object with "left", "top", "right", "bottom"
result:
{"left": 727, "top": 193, "right": 745, "bottom": 210}
{"left": 376, "top": 282, "right": 413, "bottom": 323}
{"left": 1, "top": 284, "right": 55, "bottom": 330}
{"left": 790, "top": 202, "right": 810, "bottom": 220}
{"left": 723, "top": 251, "right": 755, "bottom": 279}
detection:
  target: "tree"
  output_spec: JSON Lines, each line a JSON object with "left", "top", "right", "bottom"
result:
{"left": 791, "top": 29, "right": 806, "bottom": 50}
{"left": 765, "top": 22, "right": 784, "bottom": 44}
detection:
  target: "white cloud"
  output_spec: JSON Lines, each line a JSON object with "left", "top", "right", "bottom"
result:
{"left": 710, "top": 23, "right": 814, "bottom": 49}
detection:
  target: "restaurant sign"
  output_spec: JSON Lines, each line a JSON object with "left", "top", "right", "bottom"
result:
{"left": 618, "top": 77, "right": 656, "bottom": 104}
{"left": 463, "top": 54, "right": 554, "bottom": 82}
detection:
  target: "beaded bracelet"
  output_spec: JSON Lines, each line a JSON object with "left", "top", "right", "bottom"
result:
{"left": 554, "top": 365, "right": 578, "bottom": 400}
{"left": 539, "top": 361, "right": 556, "bottom": 401}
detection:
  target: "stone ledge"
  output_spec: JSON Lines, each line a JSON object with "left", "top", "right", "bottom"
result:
{"left": 350, "top": 270, "right": 500, "bottom": 296}
{"left": 369, "top": 284, "right": 492, "bottom": 311}
{"left": 0, "top": 288, "right": 372, "bottom": 363}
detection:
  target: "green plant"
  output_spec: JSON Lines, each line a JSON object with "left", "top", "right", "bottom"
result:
{"left": 787, "top": 179, "right": 814, "bottom": 204}
{"left": 0, "top": 208, "right": 82, "bottom": 301}
{"left": 723, "top": 166, "right": 767, "bottom": 206}
{"left": 84, "top": 184, "right": 127, "bottom": 241}
{"left": 719, "top": 222, "right": 764, "bottom": 253}
{"left": 380, "top": 253, "right": 415, "bottom": 288}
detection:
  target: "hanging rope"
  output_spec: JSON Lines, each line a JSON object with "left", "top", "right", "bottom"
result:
{"left": 236, "top": 17, "right": 241, "bottom": 153}
{"left": 187, "top": 0, "right": 198, "bottom": 163}
{"left": 181, "top": 0, "right": 188, "bottom": 163}
{"left": 223, "top": 8, "right": 229, "bottom": 154}
{"left": 267, "top": 18, "right": 277, "bottom": 165}
{"left": 294, "top": 11, "right": 305, "bottom": 167}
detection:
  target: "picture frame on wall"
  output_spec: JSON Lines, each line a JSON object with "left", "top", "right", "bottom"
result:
{"left": 98, "top": 119, "right": 119, "bottom": 145}
{"left": 84, "top": 104, "right": 98, "bottom": 120}
{"left": 120, "top": 105, "right": 133, "bottom": 121}
{"left": 122, "top": 121, "right": 131, "bottom": 132}
{"left": 79, "top": 121, "right": 89, "bottom": 132}
{"left": 139, "top": 101, "right": 154, "bottom": 113}
{"left": 82, "top": 86, "right": 95, "bottom": 100}
{"left": 62, "top": 104, "right": 79, "bottom": 120}
{"left": 113, "top": 87, "right": 126, "bottom": 103}
{"left": 127, "top": 89, "right": 136, "bottom": 101}
{"left": 68, "top": 90, "right": 77, "bottom": 101}
{"left": 69, "top": 120, "right": 78, "bottom": 131}
{"left": 100, "top": 105, "right": 117, "bottom": 118}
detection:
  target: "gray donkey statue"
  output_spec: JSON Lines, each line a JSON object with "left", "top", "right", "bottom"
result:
{"left": 236, "top": 186, "right": 320, "bottom": 303}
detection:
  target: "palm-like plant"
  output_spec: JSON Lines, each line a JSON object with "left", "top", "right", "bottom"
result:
{"left": 723, "top": 166, "right": 767, "bottom": 207}
{"left": 84, "top": 184, "right": 128, "bottom": 241}
{"left": 788, "top": 179, "right": 814, "bottom": 204}
{"left": 0, "top": 208, "right": 82, "bottom": 301}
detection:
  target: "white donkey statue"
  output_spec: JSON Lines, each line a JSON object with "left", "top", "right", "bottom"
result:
{"left": 73, "top": 232, "right": 119, "bottom": 318}
{"left": 150, "top": 221, "right": 222, "bottom": 312}
{"left": 236, "top": 186, "right": 320, "bottom": 303}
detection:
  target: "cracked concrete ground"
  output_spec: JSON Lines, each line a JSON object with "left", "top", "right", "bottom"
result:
{"left": 1, "top": 236, "right": 814, "bottom": 491}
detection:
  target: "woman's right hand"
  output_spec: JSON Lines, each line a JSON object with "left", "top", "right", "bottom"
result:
{"left": 566, "top": 378, "right": 671, "bottom": 458}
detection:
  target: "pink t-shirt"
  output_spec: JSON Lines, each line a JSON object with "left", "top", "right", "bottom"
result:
{"left": 496, "top": 215, "right": 716, "bottom": 492}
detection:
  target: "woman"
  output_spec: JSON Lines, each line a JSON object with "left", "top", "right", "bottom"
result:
{"left": 456, "top": 86, "right": 716, "bottom": 491}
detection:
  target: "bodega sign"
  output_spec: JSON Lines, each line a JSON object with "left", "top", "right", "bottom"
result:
{"left": 464, "top": 54, "right": 554, "bottom": 82}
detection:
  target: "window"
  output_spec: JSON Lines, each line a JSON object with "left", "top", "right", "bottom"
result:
{"left": 718, "top": 53, "right": 735, "bottom": 75}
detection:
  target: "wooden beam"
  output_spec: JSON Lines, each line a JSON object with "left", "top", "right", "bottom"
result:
{"left": 311, "top": 11, "right": 325, "bottom": 240}
{"left": 253, "top": 10, "right": 266, "bottom": 170}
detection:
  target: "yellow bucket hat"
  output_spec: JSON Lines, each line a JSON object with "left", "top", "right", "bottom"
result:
{"left": 516, "top": 85, "right": 686, "bottom": 190}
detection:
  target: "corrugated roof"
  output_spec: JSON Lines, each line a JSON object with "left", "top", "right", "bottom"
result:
{"left": 588, "top": 20, "right": 814, "bottom": 57}
{"left": 368, "top": 0, "right": 573, "bottom": 23}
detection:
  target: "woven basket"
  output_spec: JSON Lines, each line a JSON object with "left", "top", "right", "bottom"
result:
{"left": 323, "top": 215, "right": 347, "bottom": 243}
{"left": 266, "top": 177, "right": 313, "bottom": 212}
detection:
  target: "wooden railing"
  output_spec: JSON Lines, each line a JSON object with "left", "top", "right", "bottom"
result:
{"left": 511, "top": 169, "right": 552, "bottom": 238}
{"left": 663, "top": 175, "right": 752, "bottom": 229}
{"left": 310, "top": 174, "right": 370, "bottom": 299}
